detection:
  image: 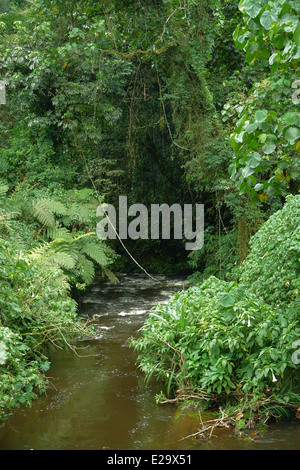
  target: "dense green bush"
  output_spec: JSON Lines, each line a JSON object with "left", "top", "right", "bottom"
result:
{"left": 132, "top": 277, "right": 300, "bottom": 396}
{"left": 0, "top": 182, "right": 115, "bottom": 418}
{"left": 240, "top": 194, "right": 300, "bottom": 307}
{"left": 0, "top": 327, "right": 48, "bottom": 419}
{"left": 0, "top": 237, "right": 90, "bottom": 418}
{"left": 132, "top": 195, "right": 300, "bottom": 407}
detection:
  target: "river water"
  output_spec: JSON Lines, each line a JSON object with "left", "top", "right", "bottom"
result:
{"left": 0, "top": 273, "right": 300, "bottom": 450}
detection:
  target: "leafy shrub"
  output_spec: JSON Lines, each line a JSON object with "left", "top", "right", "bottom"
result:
{"left": 132, "top": 276, "right": 300, "bottom": 396}
{"left": 0, "top": 238, "right": 86, "bottom": 349}
{"left": 0, "top": 237, "right": 92, "bottom": 418}
{"left": 240, "top": 194, "right": 300, "bottom": 307}
{"left": 0, "top": 327, "right": 48, "bottom": 419}
{"left": 132, "top": 195, "right": 300, "bottom": 403}
{"left": 228, "top": 0, "right": 300, "bottom": 200}
{"left": 0, "top": 179, "right": 115, "bottom": 418}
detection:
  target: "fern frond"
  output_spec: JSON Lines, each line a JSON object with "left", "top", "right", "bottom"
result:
{"left": 78, "top": 256, "right": 95, "bottom": 285}
{"left": 49, "top": 252, "right": 77, "bottom": 270}
{"left": 72, "top": 232, "right": 96, "bottom": 242}
{"left": 81, "top": 242, "right": 109, "bottom": 266}
{"left": 62, "top": 203, "right": 95, "bottom": 226}
{"left": 46, "top": 226, "right": 73, "bottom": 242}
{"left": 32, "top": 200, "right": 56, "bottom": 227}
{"left": 28, "top": 239, "right": 77, "bottom": 270}
{"left": 101, "top": 266, "right": 119, "bottom": 284}
{"left": 0, "top": 183, "right": 9, "bottom": 200}
{"left": 32, "top": 199, "right": 68, "bottom": 227}
{"left": 28, "top": 241, "right": 55, "bottom": 261}
{"left": 45, "top": 200, "right": 68, "bottom": 216}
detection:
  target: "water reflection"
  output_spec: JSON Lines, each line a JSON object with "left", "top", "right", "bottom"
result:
{"left": 0, "top": 274, "right": 300, "bottom": 450}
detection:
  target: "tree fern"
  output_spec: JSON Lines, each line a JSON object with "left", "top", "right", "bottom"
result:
{"left": 31, "top": 199, "right": 68, "bottom": 228}
{"left": 0, "top": 185, "right": 116, "bottom": 286}
{"left": 46, "top": 225, "right": 73, "bottom": 242}
{"left": 101, "top": 266, "right": 119, "bottom": 284}
{"left": 81, "top": 242, "right": 109, "bottom": 267}
{"left": 50, "top": 252, "right": 77, "bottom": 270}
{"left": 32, "top": 200, "right": 56, "bottom": 228}
{"left": 24, "top": 193, "right": 117, "bottom": 285}
{"left": 28, "top": 232, "right": 117, "bottom": 285}
{"left": 0, "top": 182, "right": 9, "bottom": 201}
{"left": 77, "top": 255, "right": 95, "bottom": 285}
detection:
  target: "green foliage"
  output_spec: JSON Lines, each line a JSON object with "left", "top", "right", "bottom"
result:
{"left": 0, "top": 0, "right": 298, "bottom": 426}
{"left": 226, "top": 0, "right": 300, "bottom": 200}
{"left": 1, "top": 185, "right": 118, "bottom": 287}
{"left": 0, "top": 236, "right": 91, "bottom": 419}
{"left": 132, "top": 276, "right": 300, "bottom": 396}
{"left": 0, "top": 0, "right": 236, "bottom": 272}
{"left": 235, "top": 0, "right": 299, "bottom": 67}
{"left": 240, "top": 194, "right": 300, "bottom": 306}
{"left": 132, "top": 195, "right": 300, "bottom": 407}
{"left": 0, "top": 326, "right": 48, "bottom": 419}
{"left": 0, "top": 183, "right": 116, "bottom": 417}
{"left": 188, "top": 224, "right": 239, "bottom": 282}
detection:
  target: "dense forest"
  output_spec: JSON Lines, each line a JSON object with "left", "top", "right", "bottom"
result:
{"left": 0, "top": 0, "right": 299, "bottom": 434}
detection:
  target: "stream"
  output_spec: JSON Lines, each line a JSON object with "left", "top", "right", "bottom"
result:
{"left": 0, "top": 273, "right": 300, "bottom": 450}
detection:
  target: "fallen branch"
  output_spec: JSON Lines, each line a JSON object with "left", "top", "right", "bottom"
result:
{"left": 157, "top": 388, "right": 300, "bottom": 443}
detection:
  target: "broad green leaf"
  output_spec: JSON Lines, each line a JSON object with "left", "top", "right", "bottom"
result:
{"left": 241, "top": 0, "right": 262, "bottom": 18}
{"left": 280, "top": 14, "right": 299, "bottom": 29}
{"left": 245, "top": 43, "right": 259, "bottom": 64}
{"left": 272, "top": 32, "right": 287, "bottom": 49}
{"left": 294, "top": 22, "right": 300, "bottom": 46}
{"left": 260, "top": 10, "right": 278, "bottom": 30}
{"left": 219, "top": 293, "right": 236, "bottom": 308}
{"left": 246, "top": 152, "right": 262, "bottom": 168}
{"left": 235, "top": 131, "right": 245, "bottom": 143}
{"left": 259, "top": 133, "right": 268, "bottom": 143}
{"left": 254, "top": 109, "right": 268, "bottom": 123}
{"left": 245, "top": 122, "right": 258, "bottom": 133}
{"left": 233, "top": 24, "right": 241, "bottom": 41}
{"left": 242, "top": 166, "right": 256, "bottom": 177}
{"left": 284, "top": 126, "right": 300, "bottom": 143}
{"left": 269, "top": 52, "right": 279, "bottom": 65}
{"left": 236, "top": 34, "right": 248, "bottom": 50}
{"left": 262, "top": 142, "right": 276, "bottom": 154}
{"left": 228, "top": 163, "right": 237, "bottom": 178}
{"left": 282, "top": 112, "right": 299, "bottom": 126}
{"left": 293, "top": 45, "right": 300, "bottom": 59}
{"left": 254, "top": 183, "right": 264, "bottom": 191}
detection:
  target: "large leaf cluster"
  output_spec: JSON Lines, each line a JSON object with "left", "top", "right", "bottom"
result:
{"left": 133, "top": 276, "right": 300, "bottom": 396}
{"left": 0, "top": 182, "right": 117, "bottom": 418}
{"left": 240, "top": 194, "right": 300, "bottom": 306}
{"left": 225, "top": 0, "right": 300, "bottom": 200}
{"left": 0, "top": 326, "right": 48, "bottom": 419}
{"left": 0, "top": 237, "right": 86, "bottom": 418}
{"left": 133, "top": 195, "right": 300, "bottom": 400}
